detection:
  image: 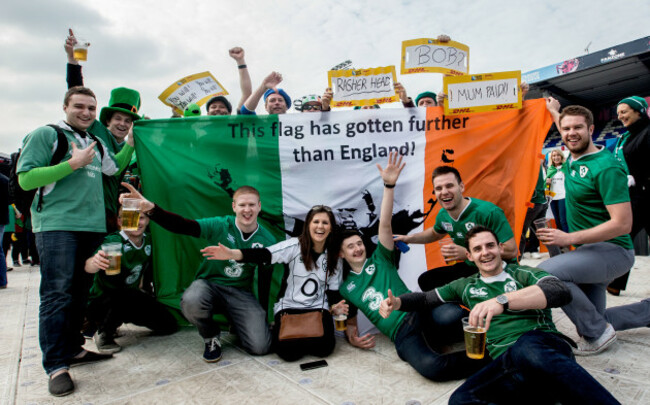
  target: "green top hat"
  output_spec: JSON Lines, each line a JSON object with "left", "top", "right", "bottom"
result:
{"left": 99, "top": 87, "right": 142, "bottom": 125}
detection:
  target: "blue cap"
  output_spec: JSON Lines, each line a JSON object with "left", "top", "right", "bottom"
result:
{"left": 263, "top": 88, "right": 291, "bottom": 109}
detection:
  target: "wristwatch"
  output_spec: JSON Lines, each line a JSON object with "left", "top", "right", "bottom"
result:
{"left": 496, "top": 294, "right": 509, "bottom": 311}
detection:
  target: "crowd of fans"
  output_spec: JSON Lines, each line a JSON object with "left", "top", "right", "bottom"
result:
{"left": 1, "top": 30, "right": 649, "bottom": 404}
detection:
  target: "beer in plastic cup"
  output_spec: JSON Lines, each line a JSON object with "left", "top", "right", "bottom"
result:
{"left": 533, "top": 218, "right": 552, "bottom": 231}
{"left": 102, "top": 243, "right": 122, "bottom": 276}
{"left": 438, "top": 238, "right": 458, "bottom": 265}
{"left": 121, "top": 198, "right": 141, "bottom": 231}
{"left": 334, "top": 314, "right": 347, "bottom": 331}
{"left": 73, "top": 39, "right": 90, "bottom": 61}
{"left": 462, "top": 317, "right": 486, "bottom": 359}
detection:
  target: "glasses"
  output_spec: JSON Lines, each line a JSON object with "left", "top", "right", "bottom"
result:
{"left": 302, "top": 103, "right": 322, "bottom": 111}
{"left": 311, "top": 204, "right": 332, "bottom": 212}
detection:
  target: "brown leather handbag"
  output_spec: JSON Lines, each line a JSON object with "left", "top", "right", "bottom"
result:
{"left": 278, "top": 270, "right": 328, "bottom": 341}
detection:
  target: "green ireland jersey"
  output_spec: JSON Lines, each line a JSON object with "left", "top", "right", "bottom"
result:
{"left": 531, "top": 166, "right": 547, "bottom": 204}
{"left": 436, "top": 263, "right": 559, "bottom": 358}
{"left": 434, "top": 198, "right": 515, "bottom": 265}
{"left": 16, "top": 122, "right": 119, "bottom": 233}
{"left": 564, "top": 147, "right": 633, "bottom": 249}
{"left": 340, "top": 242, "right": 409, "bottom": 341}
{"left": 89, "top": 231, "right": 153, "bottom": 300}
{"left": 195, "top": 216, "right": 276, "bottom": 289}
{"left": 88, "top": 120, "right": 125, "bottom": 216}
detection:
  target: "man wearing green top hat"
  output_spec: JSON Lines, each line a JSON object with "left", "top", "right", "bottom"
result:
{"left": 64, "top": 31, "right": 141, "bottom": 232}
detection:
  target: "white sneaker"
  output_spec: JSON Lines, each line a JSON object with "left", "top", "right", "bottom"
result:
{"left": 531, "top": 252, "right": 542, "bottom": 260}
{"left": 574, "top": 324, "right": 617, "bottom": 356}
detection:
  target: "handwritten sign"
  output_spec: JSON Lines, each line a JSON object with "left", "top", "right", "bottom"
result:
{"left": 327, "top": 66, "right": 398, "bottom": 108}
{"left": 401, "top": 38, "right": 469, "bottom": 76}
{"left": 158, "top": 72, "right": 228, "bottom": 112}
{"left": 443, "top": 71, "right": 521, "bottom": 115}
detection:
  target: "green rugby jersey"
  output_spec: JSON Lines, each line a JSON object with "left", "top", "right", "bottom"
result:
{"left": 564, "top": 147, "right": 633, "bottom": 249}
{"left": 437, "top": 263, "right": 559, "bottom": 358}
{"left": 340, "top": 242, "right": 409, "bottom": 341}
{"left": 195, "top": 216, "right": 276, "bottom": 289}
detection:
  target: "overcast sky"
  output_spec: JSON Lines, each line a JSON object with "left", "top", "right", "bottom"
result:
{"left": 1, "top": 0, "right": 648, "bottom": 152}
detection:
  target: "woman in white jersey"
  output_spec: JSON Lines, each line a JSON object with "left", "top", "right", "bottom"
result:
{"left": 202, "top": 205, "right": 346, "bottom": 361}
{"left": 546, "top": 149, "right": 569, "bottom": 233}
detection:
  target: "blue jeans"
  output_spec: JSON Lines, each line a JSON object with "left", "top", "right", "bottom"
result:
{"left": 550, "top": 199, "right": 568, "bottom": 233}
{"left": 449, "top": 330, "right": 620, "bottom": 405}
{"left": 394, "top": 307, "right": 491, "bottom": 382}
{"left": 36, "top": 231, "right": 104, "bottom": 375}
{"left": 0, "top": 225, "right": 6, "bottom": 287}
{"left": 181, "top": 279, "right": 271, "bottom": 355}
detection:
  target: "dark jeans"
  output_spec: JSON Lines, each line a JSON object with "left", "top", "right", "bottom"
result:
{"left": 394, "top": 309, "right": 491, "bottom": 382}
{"left": 418, "top": 262, "right": 477, "bottom": 291}
{"left": 0, "top": 226, "right": 6, "bottom": 287}
{"left": 87, "top": 288, "right": 177, "bottom": 336}
{"left": 36, "top": 231, "right": 104, "bottom": 375}
{"left": 272, "top": 308, "right": 335, "bottom": 362}
{"left": 181, "top": 279, "right": 271, "bottom": 355}
{"left": 519, "top": 202, "right": 561, "bottom": 258}
{"left": 549, "top": 199, "right": 568, "bottom": 233}
{"left": 449, "top": 330, "right": 620, "bottom": 405}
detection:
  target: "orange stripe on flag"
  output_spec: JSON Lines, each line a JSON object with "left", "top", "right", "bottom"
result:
{"left": 422, "top": 99, "right": 552, "bottom": 271}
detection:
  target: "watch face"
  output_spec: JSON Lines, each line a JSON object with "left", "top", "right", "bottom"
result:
{"left": 497, "top": 295, "right": 508, "bottom": 305}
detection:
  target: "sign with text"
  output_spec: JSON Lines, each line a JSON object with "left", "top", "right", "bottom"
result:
{"left": 327, "top": 66, "right": 398, "bottom": 108}
{"left": 158, "top": 71, "right": 228, "bottom": 113}
{"left": 401, "top": 38, "right": 469, "bottom": 76}
{"left": 443, "top": 71, "right": 522, "bottom": 115}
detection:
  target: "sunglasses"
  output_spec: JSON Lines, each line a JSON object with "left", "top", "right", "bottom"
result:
{"left": 302, "top": 103, "right": 322, "bottom": 111}
{"left": 311, "top": 204, "right": 332, "bottom": 212}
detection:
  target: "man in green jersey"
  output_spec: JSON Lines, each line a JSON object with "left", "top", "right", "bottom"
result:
{"left": 537, "top": 105, "right": 639, "bottom": 356}
{"left": 338, "top": 152, "right": 489, "bottom": 382}
{"left": 84, "top": 210, "right": 177, "bottom": 353}
{"left": 395, "top": 165, "right": 517, "bottom": 291}
{"left": 381, "top": 226, "right": 620, "bottom": 405}
{"left": 16, "top": 86, "right": 135, "bottom": 396}
{"left": 120, "top": 183, "right": 276, "bottom": 363}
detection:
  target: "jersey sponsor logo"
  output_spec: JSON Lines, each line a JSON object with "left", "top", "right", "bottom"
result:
{"left": 571, "top": 169, "right": 576, "bottom": 177}
{"left": 504, "top": 280, "right": 517, "bottom": 293}
{"left": 456, "top": 232, "right": 464, "bottom": 239}
{"left": 465, "top": 222, "right": 475, "bottom": 231}
{"left": 469, "top": 286, "right": 488, "bottom": 297}
{"left": 346, "top": 281, "right": 356, "bottom": 292}
{"left": 123, "top": 244, "right": 132, "bottom": 253}
{"left": 227, "top": 234, "right": 236, "bottom": 244}
{"left": 145, "top": 245, "right": 152, "bottom": 256}
{"left": 361, "top": 287, "right": 384, "bottom": 311}
{"left": 365, "top": 264, "right": 376, "bottom": 275}
{"left": 126, "top": 265, "right": 142, "bottom": 285}
{"left": 579, "top": 166, "right": 589, "bottom": 178}
{"left": 224, "top": 260, "right": 244, "bottom": 278}
{"left": 442, "top": 222, "right": 453, "bottom": 232}
{"left": 251, "top": 242, "right": 263, "bottom": 248}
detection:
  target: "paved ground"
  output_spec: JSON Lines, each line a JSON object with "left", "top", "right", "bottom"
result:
{"left": 1, "top": 255, "right": 649, "bottom": 405}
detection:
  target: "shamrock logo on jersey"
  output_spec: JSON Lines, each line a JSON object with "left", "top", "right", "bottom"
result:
{"left": 145, "top": 245, "right": 152, "bottom": 256}
{"left": 465, "top": 222, "right": 475, "bottom": 231}
{"left": 579, "top": 166, "right": 589, "bottom": 178}
{"left": 224, "top": 260, "right": 244, "bottom": 278}
{"left": 504, "top": 280, "right": 518, "bottom": 293}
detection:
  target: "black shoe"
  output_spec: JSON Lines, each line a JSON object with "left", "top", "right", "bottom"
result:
{"left": 23, "top": 259, "right": 31, "bottom": 265}
{"left": 203, "top": 336, "right": 222, "bottom": 363}
{"left": 49, "top": 372, "right": 74, "bottom": 397}
{"left": 94, "top": 331, "right": 122, "bottom": 353}
{"left": 6, "top": 267, "right": 12, "bottom": 272}
{"left": 68, "top": 350, "right": 113, "bottom": 367}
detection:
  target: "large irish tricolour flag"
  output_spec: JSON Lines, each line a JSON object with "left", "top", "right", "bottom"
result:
{"left": 134, "top": 99, "right": 552, "bottom": 314}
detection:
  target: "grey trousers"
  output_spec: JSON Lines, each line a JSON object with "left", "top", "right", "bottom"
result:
{"left": 605, "top": 298, "right": 650, "bottom": 331}
{"left": 538, "top": 242, "right": 634, "bottom": 339}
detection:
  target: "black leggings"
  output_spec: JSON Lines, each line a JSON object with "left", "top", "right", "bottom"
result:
{"left": 272, "top": 308, "right": 335, "bottom": 362}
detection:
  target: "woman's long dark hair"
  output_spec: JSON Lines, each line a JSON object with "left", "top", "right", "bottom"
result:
{"left": 299, "top": 205, "right": 339, "bottom": 276}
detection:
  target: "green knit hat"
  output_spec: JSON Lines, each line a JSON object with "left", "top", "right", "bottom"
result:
{"left": 183, "top": 103, "right": 201, "bottom": 117}
{"left": 618, "top": 96, "right": 647, "bottom": 115}
{"left": 99, "top": 87, "right": 142, "bottom": 125}
{"left": 415, "top": 91, "right": 437, "bottom": 106}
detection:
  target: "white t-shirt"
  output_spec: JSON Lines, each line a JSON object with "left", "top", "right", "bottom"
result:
{"left": 269, "top": 238, "right": 342, "bottom": 314}
{"left": 549, "top": 168, "right": 566, "bottom": 200}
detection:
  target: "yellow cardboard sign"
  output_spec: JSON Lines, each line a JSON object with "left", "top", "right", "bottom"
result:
{"left": 401, "top": 38, "right": 469, "bottom": 76}
{"left": 443, "top": 70, "right": 522, "bottom": 115}
{"left": 158, "top": 71, "right": 228, "bottom": 113}
{"left": 327, "top": 66, "right": 398, "bottom": 108}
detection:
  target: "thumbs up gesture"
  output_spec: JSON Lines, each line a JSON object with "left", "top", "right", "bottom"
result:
{"left": 68, "top": 141, "right": 97, "bottom": 170}
{"left": 379, "top": 289, "right": 401, "bottom": 319}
